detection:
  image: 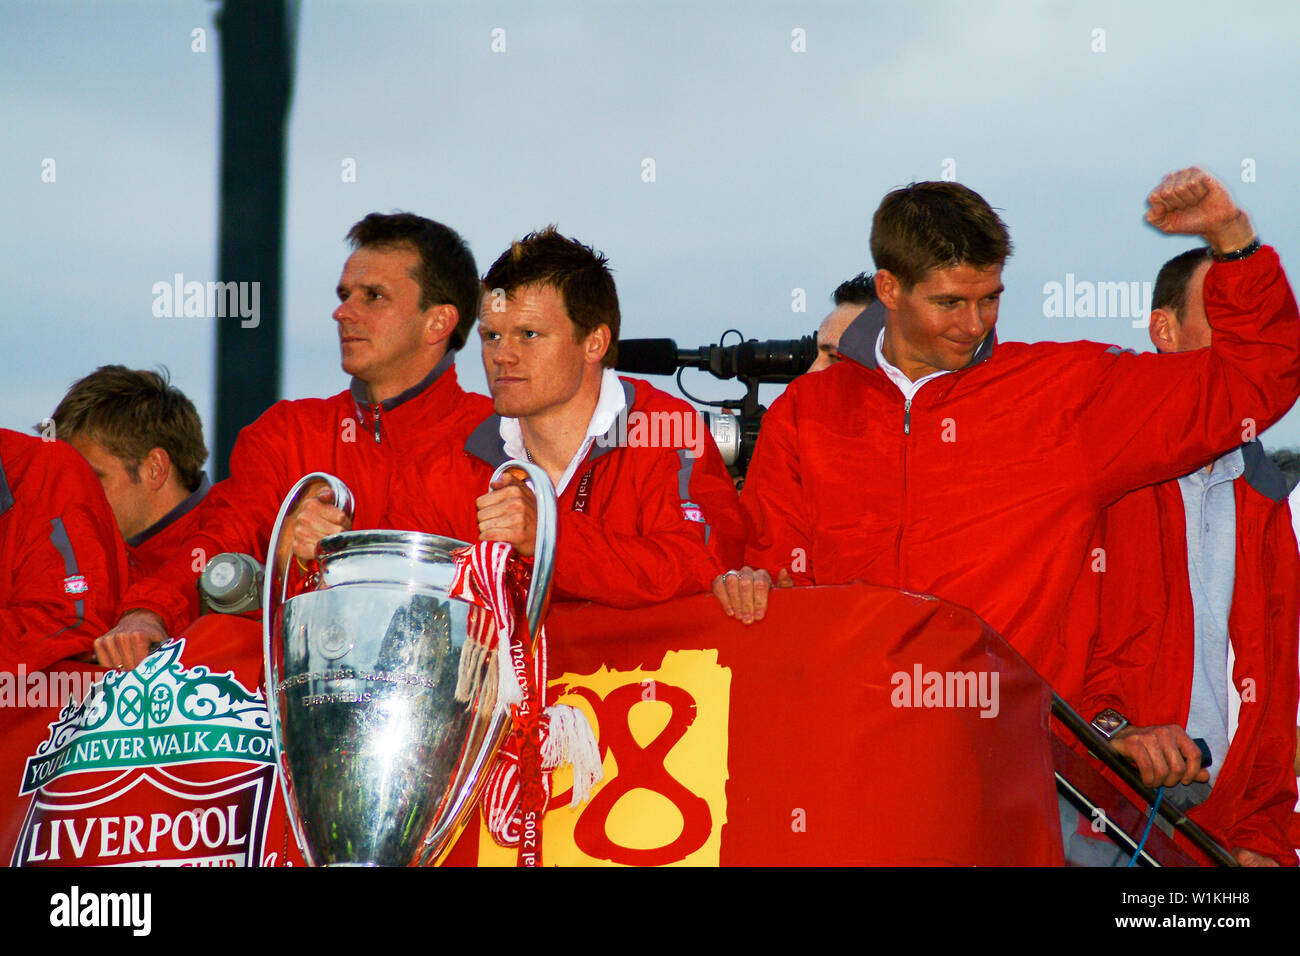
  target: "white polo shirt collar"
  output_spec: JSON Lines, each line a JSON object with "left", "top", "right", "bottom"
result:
{"left": 874, "top": 329, "right": 955, "bottom": 401}
{"left": 500, "top": 367, "right": 628, "bottom": 494}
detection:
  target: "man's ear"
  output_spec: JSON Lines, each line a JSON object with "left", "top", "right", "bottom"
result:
{"left": 143, "top": 447, "right": 171, "bottom": 491}
{"left": 874, "top": 270, "right": 902, "bottom": 310}
{"left": 1148, "top": 307, "right": 1179, "bottom": 353}
{"left": 585, "top": 325, "right": 612, "bottom": 367}
{"left": 423, "top": 303, "right": 459, "bottom": 346}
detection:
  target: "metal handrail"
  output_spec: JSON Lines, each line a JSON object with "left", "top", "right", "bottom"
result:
{"left": 1051, "top": 694, "right": 1237, "bottom": 867}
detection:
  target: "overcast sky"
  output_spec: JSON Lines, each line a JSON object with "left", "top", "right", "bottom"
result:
{"left": 4, "top": 0, "right": 1300, "bottom": 462}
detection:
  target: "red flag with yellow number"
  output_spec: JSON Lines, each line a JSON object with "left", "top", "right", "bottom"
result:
{"left": 0, "top": 583, "right": 1062, "bottom": 866}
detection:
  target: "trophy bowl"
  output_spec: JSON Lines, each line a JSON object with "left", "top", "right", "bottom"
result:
{"left": 263, "top": 467, "right": 555, "bottom": 866}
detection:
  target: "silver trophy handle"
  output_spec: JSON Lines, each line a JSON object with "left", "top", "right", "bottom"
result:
{"left": 262, "top": 472, "right": 356, "bottom": 630}
{"left": 488, "top": 460, "right": 557, "bottom": 643}
{"left": 262, "top": 472, "right": 355, "bottom": 719}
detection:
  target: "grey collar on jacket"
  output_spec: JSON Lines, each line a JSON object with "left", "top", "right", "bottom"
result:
{"left": 0, "top": 451, "right": 12, "bottom": 516}
{"left": 1241, "top": 440, "right": 1289, "bottom": 502}
{"left": 465, "top": 379, "right": 637, "bottom": 469}
{"left": 125, "top": 474, "right": 212, "bottom": 548}
{"left": 836, "top": 300, "right": 997, "bottom": 372}
{"left": 349, "top": 348, "right": 456, "bottom": 414}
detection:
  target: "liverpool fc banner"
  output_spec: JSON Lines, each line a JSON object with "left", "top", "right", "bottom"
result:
{"left": 0, "top": 584, "right": 1063, "bottom": 866}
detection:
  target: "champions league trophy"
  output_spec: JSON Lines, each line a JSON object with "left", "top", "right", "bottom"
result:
{"left": 263, "top": 463, "right": 556, "bottom": 866}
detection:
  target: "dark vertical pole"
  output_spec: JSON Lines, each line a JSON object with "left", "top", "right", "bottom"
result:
{"left": 213, "top": 0, "right": 293, "bottom": 480}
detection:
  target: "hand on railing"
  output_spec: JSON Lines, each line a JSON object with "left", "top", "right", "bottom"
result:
{"left": 94, "top": 609, "right": 168, "bottom": 672}
{"left": 1110, "top": 724, "right": 1210, "bottom": 789}
{"left": 712, "top": 566, "right": 793, "bottom": 624}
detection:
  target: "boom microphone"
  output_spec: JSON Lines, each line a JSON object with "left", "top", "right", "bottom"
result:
{"left": 615, "top": 331, "right": 819, "bottom": 484}
{"left": 614, "top": 338, "right": 681, "bottom": 375}
{"left": 618, "top": 335, "right": 816, "bottom": 383}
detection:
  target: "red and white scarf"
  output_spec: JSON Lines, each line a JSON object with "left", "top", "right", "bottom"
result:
{"left": 448, "top": 541, "right": 601, "bottom": 866}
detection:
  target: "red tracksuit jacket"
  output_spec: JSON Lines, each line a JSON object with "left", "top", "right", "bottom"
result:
{"left": 122, "top": 355, "right": 492, "bottom": 634}
{"left": 0, "top": 429, "right": 129, "bottom": 671}
{"left": 124, "top": 475, "right": 210, "bottom": 582}
{"left": 386, "top": 377, "right": 746, "bottom": 607}
{"left": 1082, "top": 450, "right": 1299, "bottom": 864}
{"left": 742, "top": 247, "right": 1300, "bottom": 704}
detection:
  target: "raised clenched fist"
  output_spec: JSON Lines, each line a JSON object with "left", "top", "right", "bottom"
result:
{"left": 1145, "top": 166, "right": 1255, "bottom": 255}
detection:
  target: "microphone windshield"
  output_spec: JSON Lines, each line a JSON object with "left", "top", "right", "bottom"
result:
{"left": 615, "top": 338, "right": 681, "bottom": 375}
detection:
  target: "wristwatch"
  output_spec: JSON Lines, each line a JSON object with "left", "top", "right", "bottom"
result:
{"left": 1091, "top": 708, "right": 1129, "bottom": 740}
{"left": 1212, "top": 236, "right": 1261, "bottom": 262}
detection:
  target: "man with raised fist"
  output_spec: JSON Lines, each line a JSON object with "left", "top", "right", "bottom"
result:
{"left": 1078, "top": 246, "right": 1299, "bottom": 866}
{"left": 727, "top": 168, "right": 1300, "bottom": 714}
{"left": 94, "top": 213, "right": 492, "bottom": 671}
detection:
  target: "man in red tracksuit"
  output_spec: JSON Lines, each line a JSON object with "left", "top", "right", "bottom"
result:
{"left": 51, "top": 365, "right": 211, "bottom": 581}
{"left": 729, "top": 167, "right": 1300, "bottom": 708}
{"left": 1078, "top": 248, "right": 1299, "bottom": 866}
{"left": 386, "top": 227, "right": 744, "bottom": 607}
{"left": 95, "top": 212, "right": 492, "bottom": 670}
{"left": 0, "top": 428, "right": 129, "bottom": 672}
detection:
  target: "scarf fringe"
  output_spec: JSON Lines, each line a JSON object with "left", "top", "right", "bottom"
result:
{"left": 542, "top": 704, "right": 603, "bottom": 807}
